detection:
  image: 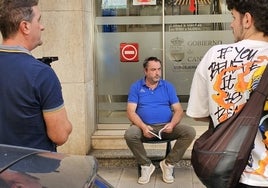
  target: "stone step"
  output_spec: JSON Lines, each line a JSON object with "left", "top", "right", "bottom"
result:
{"left": 91, "top": 131, "right": 176, "bottom": 150}
{"left": 89, "top": 149, "right": 192, "bottom": 168}
{"left": 91, "top": 120, "right": 208, "bottom": 168}
{"left": 91, "top": 124, "right": 207, "bottom": 150}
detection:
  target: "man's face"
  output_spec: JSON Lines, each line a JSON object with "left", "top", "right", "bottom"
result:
{"left": 27, "top": 6, "right": 45, "bottom": 50}
{"left": 144, "top": 60, "right": 162, "bottom": 84}
{"left": 230, "top": 9, "right": 246, "bottom": 42}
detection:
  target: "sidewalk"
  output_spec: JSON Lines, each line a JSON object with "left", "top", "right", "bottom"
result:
{"left": 98, "top": 165, "right": 206, "bottom": 188}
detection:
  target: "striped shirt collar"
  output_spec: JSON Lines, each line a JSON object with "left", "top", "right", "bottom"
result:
{"left": 0, "top": 45, "right": 32, "bottom": 55}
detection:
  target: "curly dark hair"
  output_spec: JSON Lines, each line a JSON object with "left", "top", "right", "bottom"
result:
{"left": 226, "top": 0, "right": 268, "bottom": 36}
{"left": 0, "top": 0, "right": 39, "bottom": 39}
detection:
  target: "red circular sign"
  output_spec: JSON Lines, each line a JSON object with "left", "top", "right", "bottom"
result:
{"left": 121, "top": 44, "right": 138, "bottom": 61}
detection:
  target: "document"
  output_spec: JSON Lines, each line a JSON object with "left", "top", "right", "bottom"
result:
{"left": 148, "top": 127, "right": 166, "bottom": 139}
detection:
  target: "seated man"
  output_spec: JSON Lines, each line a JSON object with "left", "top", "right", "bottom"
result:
{"left": 124, "top": 56, "right": 196, "bottom": 184}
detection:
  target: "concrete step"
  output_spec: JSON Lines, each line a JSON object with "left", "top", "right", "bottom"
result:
{"left": 89, "top": 149, "right": 192, "bottom": 168}
{"left": 91, "top": 130, "right": 176, "bottom": 150}
{"left": 91, "top": 119, "right": 208, "bottom": 168}
{"left": 91, "top": 124, "right": 207, "bottom": 150}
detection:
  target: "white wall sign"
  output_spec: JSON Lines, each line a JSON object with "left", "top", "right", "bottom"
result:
{"left": 102, "top": 0, "right": 127, "bottom": 9}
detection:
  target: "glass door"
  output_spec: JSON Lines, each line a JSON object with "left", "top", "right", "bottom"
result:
{"left": 95, "top": 0, "right": 233, "bottom": 124}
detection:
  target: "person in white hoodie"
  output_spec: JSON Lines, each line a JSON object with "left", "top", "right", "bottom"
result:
{"left": 186, "top": 0, "right": 268, "bottom": 187}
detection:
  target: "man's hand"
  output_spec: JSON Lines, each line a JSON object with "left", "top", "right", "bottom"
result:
{"left": 162, "top": 123, "right": 174, "bottom": 133}
{"left": 142, "top": 125, "right": 155, "bottom": 138}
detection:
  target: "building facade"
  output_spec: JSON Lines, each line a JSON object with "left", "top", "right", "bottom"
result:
{"left": 1, "top": 0, "right": 233, "bottom": 155}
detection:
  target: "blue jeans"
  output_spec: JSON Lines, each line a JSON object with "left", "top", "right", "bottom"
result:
{"left": 124, "top": 124, "right": 196, "bottom": 165}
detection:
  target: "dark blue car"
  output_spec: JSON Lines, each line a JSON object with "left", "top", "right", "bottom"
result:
{"left": 0, "top": 144, "right": 113, "bottom": 188}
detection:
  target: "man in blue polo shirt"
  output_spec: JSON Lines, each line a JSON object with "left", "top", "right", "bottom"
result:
{"left": 124, "top": 56, "right": 196, "bottom": 184}
{"left": 0, "top": 0, "right": 72, "bottom": 151}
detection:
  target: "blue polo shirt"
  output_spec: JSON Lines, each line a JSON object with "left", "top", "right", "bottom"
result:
{"left": 128, "top": 78, "right": 179, "bottom": 125}
{"left": 0, "top": 45, "right": 64, "bottom": 151}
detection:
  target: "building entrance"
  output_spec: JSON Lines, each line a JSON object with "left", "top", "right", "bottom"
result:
{"left": 95, "top": 0, "right": 233, "bottom": 125}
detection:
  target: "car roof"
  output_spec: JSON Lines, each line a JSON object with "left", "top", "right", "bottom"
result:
{"left": 0, "top": 144, "right": 44, "bottom": 173}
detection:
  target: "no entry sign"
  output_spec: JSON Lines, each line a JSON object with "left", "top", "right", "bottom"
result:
{"left": 120, "top": 43, "right": 139, "bottom": 62}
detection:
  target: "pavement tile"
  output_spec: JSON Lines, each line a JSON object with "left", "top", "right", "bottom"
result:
{"left": 98, "top": 166, "right": 206, "bottom": 188}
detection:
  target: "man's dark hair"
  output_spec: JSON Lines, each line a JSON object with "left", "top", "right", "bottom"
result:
{"left": 226, "top": 0, "right": 268, "bottom": 36}
{"left": 0, "top": 0, "right": 39, "bottom": 39}
{"left": 143, "top": 57, "right": 162, "bottom": 69}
